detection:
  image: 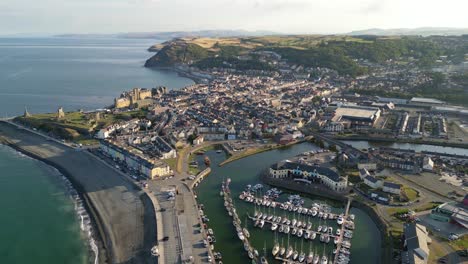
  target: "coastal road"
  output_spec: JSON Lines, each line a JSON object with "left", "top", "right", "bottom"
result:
{"left": 0, "top": 121, "right": 156, "bottom": 264}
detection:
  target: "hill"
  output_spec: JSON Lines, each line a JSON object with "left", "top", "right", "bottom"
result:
{"left": 144, "top": 35, "right": 466, "bottom": 76}
{"left": 348, "top": 27, "right": 468, "bottom": 36}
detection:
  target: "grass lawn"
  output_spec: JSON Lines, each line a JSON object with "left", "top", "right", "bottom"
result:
{"left": 450, "top": 235, "right": 468, "bottom": 251}
{"left": 163, "top": 158, "right": 177, "bottom": 170}
{"left": 428, "top": 240, "right": 449, "bottom": 263}
{"left": 403, "top": 186, "right": 419, "bottom": 201}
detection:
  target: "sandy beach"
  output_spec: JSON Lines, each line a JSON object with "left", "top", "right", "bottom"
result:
{"left": 0, "top": 121, "right": 156, "bottom": 264}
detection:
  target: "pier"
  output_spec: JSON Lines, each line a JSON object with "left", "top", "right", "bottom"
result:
{"left": 222, "top": 180, "right": 260, "bottom": 263}
{"left": 333, "top": 198, "right": 352, "bottom": 264}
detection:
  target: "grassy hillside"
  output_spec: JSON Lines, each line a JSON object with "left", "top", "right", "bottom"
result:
{"left": 144, "top": 35, "right": 466, "bottom": 77}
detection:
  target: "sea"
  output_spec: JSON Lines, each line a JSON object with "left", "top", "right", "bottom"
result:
{"left": 0, "top": 37, "right": 193, "bottom": 263}
{"left": 0, "top": 37, "right": 194, "bottom": 116}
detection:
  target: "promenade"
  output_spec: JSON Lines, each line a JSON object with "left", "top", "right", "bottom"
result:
{"left": 0, "top": 121, "right": 156, "bottom": 264}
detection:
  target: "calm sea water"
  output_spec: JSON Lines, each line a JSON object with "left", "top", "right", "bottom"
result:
{"left": 0, "top": 37, "right": 194, "bottom": 263}
{"left": 195, "top": 143, "right": 381, "bottom": 264}
{"left": 0, "top": 37, "right": 194, "bottom": 116}
{"left": 0, "top": 145, "right": 88, "bottom": 264}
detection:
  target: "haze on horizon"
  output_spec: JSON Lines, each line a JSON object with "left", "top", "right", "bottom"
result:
{"left": 1, "top": 0, "right": 468, "bottom": 35}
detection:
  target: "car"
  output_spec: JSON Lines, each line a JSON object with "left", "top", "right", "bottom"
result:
{"left": 131, "top": 175, "right": 138, "bottom": 180}
{"left": 162, "top": 236, "right": 169, "bottom": 241}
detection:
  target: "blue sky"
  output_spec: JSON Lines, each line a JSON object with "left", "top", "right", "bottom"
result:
{"left": 1, "top": 0, "right": 468, "bottom": 35}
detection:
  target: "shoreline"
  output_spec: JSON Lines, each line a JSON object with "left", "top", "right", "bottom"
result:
{"left": 0, "top": 136, "right": 108, "bottom": 264}
{"left": 218, "top": 137, "right": 312, "bottom": 167}
{"left": 0, "top": 121, "right": 155, "bottom": 264}
{"left": 334, "top": 135, "right": 468, "bottom": 149}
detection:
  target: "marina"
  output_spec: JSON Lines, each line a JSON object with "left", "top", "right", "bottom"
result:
{"left": 194, "top": 143, "right": 382, "bottom": 264}
{"left": 240, "top": 188, "right": 354, "bottom": 264}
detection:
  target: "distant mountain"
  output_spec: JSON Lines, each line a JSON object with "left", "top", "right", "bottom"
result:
{"left": 347, "top": 27, "right": 468, "bottom": 36}
{"left": 55, "top": 30, "right": 279, "bottom": 39}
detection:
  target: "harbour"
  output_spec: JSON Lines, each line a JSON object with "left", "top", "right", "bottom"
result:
{"left": 194, "top": 142, "right": 382, "bottom": 264}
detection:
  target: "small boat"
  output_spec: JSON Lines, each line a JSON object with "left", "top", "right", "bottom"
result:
{"left": 337, "top": 216, "right": 343, "bottom": 225}
{"left": 243, "top": 228, "right": 250, "bottom": 238}
{"left": 272, "top": 243, "right": 280, "bottom": 256}
{"left": 350, "top": 214, "right": 355, "bottom": 221}
{"left": 286, "top": 247, "right": 293, "bottom": 258}
{"left": 325, "top": 235, "right": 330, "bottom": 243}
{"left": 313, "top": 255, "right": 320, "bottom": 264}
{"left": 248, "top": 251, "right": 254, "bottom": 259}
{"left": 260, "top": 256, "right": 268, "bottom": 264}
{"left": 299, "top": 252, "right": 306, "bottom": 263}
{"left": 321, "top": 256, "right": 328, "bottom": 264}
{"left": 280, "top": 246, "right": 286, "bottom": 256}
{"left": 311, "top": 232, "right": 317, "bottom": 240}
{"left": 328, "top": 227, "right": 333, "bottom": 234}
{"left": 271, "top": 224, "right": 278, "bottom": 231}
{"left": 204, "top": 156, "right": 211, "bottom": 166}
{"left": 216, "top": 150, "right": 223, "bottom": 153}
{"left": 292, "top": 228, "right": 297, "bottom": 235}
{"left": 238, "top": 232, "right": 245, "bottom": 241}
{"left": 254, "top": 249, "right": 259, "bottom": 257}
{"left": 312, "top": 210, "right": 318, "bottom": 217}
{"left": 297, "top": 229, "right": 303, "bottom": 237}
{"left": 317, "top": 226, "right": 322, "bottom": 232}
{"left": 336, "top": 229, "right": 341, "bottom": 236}
{"left": 306, "top": 252, "right": 313, "bottom": 264}
{"left": 293, "top": 250, "right": 299, "bottom": 260}
{"left": 279, "top": 225, "right": 284, "bottom": 233}
{"left": 334, "top": 237, "right": 339, "bottom": 244}
{"left": 322, "top": 226, "right": 328, "bottom": 233}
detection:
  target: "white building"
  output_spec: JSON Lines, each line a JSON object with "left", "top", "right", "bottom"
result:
{"left": 422, "top": 156, "right": 434, "bottom": 171}
{"left": 269, "top": 161, "right": 348, "bottom": 192}
{"left": 383, "top": 182, "right": 402, "bottom": 195}
{"left": 364, "top": 176, "right": 383, "bottom": 189}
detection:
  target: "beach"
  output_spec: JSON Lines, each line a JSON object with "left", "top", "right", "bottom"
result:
{"left": 0, "top": 121, "right": 156, "bottom": 264}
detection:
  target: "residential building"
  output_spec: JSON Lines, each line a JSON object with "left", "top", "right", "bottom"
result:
{"left": 383, "top": 182, "right": 402, "bottom": 195}
{"left": 402, "top": 223, "right": 431, "bottom": 264}
{"left": 269, "top": 161, "right": 348, "bottom": 192}
{"left": 364, "top": 175, "right": 383, "bottom": 189}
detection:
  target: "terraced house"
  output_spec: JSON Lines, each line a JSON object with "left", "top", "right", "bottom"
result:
{"left": 269, "top": 161, "right": 348, "bottom": 192}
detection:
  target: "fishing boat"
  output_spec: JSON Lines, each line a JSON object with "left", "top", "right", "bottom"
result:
{"left": 299, "top": 252, "right": 306, "bottom": 263}
{"left": 328, "top": 227, "right": 333, "bottom": 234}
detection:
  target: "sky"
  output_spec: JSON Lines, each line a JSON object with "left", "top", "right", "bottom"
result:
{"left": 1, "top": 0, "right": 468, "bottom": 35}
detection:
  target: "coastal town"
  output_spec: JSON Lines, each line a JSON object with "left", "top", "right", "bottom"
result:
{"left": 1, "top": 34, "right": 467, "bottom": 264}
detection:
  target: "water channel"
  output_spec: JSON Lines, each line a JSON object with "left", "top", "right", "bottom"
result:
{"left": 194, "top": 142, "right": 381, "bottom": 264}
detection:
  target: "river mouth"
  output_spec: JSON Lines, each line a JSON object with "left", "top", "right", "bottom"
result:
{"left": 194, "top": 143, "right": 382, "bottom": 264}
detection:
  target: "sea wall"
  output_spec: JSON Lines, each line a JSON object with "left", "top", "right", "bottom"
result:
{"left": 0, "top": 121, "right": 154, "bottom": 264}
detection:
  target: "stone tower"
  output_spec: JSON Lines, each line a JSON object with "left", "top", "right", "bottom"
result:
{"left": 23, "top": 106, "right": 31, "bottom": 118}
{"left": 57, "top": 107, "right": 65, "bottom": 119}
